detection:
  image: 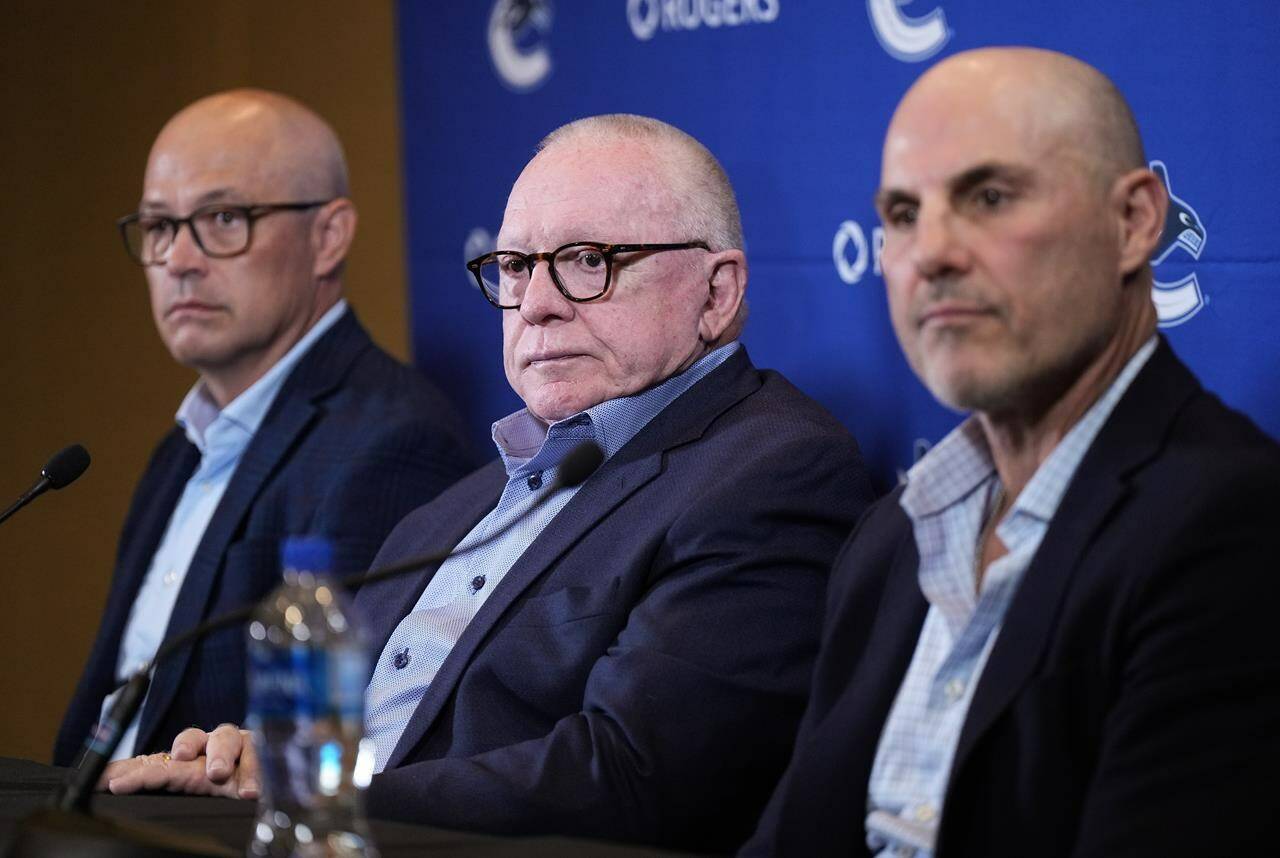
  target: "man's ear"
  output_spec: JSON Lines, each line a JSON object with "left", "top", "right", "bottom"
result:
{"left": 698, "top": 249, "right": 748, "bottom": 343}
{"left": 1113, "top": 167, "right": 1167, "bottom": 279}
{"left": 312, "top": 198, "right": 358, "bottom": 279}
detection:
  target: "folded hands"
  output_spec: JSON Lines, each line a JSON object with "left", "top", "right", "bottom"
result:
{"left": 99, "top": 723, "right": 260, "bottom": 800}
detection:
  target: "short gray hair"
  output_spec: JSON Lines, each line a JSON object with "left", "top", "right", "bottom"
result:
{"left": 537, "top": 114, "right": 744, "bottom": 252}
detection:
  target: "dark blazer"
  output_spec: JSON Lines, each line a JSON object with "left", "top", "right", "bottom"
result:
{"left": 744, "top": 340, "right": 1280, "bottom": 857}
{"left": 55, "top": 311, "right": 476, "bottom": 766}
{"left": 358, "top": 349, "right": 874, "bottom": 852}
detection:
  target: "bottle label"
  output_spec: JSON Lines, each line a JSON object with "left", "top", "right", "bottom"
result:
{"left": 248, "top": 645, "right": 368, "bottom": 722}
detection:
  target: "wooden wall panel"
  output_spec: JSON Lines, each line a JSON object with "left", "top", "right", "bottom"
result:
{"left": 0, "top": 1, "right": 409, "bottom": 760}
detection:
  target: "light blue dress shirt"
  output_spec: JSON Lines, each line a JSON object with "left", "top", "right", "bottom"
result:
{"left": 103, "top": 300, "right": 348, "bottom": 760}
{"left": 364, "top": 341, "right": 740, "bottom": 772}
{"left": 865, "top": 337, "right": 1157, "bottom": 857}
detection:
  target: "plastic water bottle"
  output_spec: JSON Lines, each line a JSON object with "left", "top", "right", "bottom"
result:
{"left": 246, "top": 536, "right": 378, "bottom": 857}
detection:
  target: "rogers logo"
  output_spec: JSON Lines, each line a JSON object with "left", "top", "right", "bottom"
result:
{"left": 832, "top": 219, "right": 885, "bottom": 285}
{"left": 627, "top": 0, "right": 781, "bottom": 42}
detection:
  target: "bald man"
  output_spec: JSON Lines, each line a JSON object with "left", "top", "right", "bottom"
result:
{"left": 102, "top": 113, "right": 872, "bottom": 852}
{"left": 744, "top": 48, "right": 1280, "bottom": 856}
{"left": 54, "top": 90, "right": 475, "bottom": 767}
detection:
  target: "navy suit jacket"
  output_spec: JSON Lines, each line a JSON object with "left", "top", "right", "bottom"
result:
{"left": 55, "top": 311, "right": 476, "bottom": 766}
{"left": 357, "top": 349, "right": 874, "bottom": 852}
{"left": 744, "top": 340, "right": 1280, "bottom": 857}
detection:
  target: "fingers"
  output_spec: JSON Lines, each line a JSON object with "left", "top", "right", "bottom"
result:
{"left": 95, "top": 726, "right": 262, "bottom": 799}
{"left": 98, "top": 756, "right": 146, "bottom": 792}
{"left": 204, "top": 723, "right": 246, "bottom": 783}
{"left": 105, "top": 752, "right": 238, "bottom": 799}
{"left": 235, "top": 732, "right": 261, "bottom": 800}
{"left": 170, "top": 727, "right": 211, "bottom": 762}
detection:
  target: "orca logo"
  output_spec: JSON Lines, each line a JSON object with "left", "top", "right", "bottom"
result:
{"left": 487, "top": 0, "right": 553, "bottom": 92}
{"left": 867, "top": 0, "right": 950, "bottom": 63}
{"left": 1149, "top": 160, "right": 1209, "bottom": 327}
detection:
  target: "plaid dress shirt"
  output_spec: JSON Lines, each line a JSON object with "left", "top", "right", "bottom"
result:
{"left": 866, "top": 337, "right": 1156, "bottom": 856}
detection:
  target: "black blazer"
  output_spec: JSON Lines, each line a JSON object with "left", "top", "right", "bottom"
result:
{"left": 55, "top": 311, "right": 476, "bottom": 765}
{"left": 359, "top": 349, "right": 875, "bottom": 852}
{"left": 744, "top": 340, "right": 1280, "bottom": 857}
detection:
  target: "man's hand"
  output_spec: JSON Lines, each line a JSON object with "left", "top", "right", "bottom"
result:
{"left": 98, "top": 723, "right": 260, "bottom": 799}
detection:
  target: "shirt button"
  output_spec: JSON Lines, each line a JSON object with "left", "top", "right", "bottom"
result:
{"left": 469, "top": 574, "right": 486, "bottom": 594}
{"left": 944, "top": 678, "right": 966, "bottom": 703}
{"left": 162, "top": 570, "right": 178, "bottom": 587}
{"left": 393, "top": 648, "right": 411, "bottom": 670}
{"left": 526, "top": 472, "right": 543, "bottom": 490}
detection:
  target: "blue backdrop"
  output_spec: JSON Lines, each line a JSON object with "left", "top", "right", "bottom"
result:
{"left": 397, "top": 1, "right": 1280, "bottom": 487}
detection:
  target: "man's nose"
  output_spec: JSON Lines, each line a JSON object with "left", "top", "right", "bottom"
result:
{"left": 910, "top": 207, "right": 971, "bottom": 281}
{"left": 517, "top": 258, "right": 574, "bottom": 324}
{"left": 163, "top": 222, "right": 208, "bottom": 277}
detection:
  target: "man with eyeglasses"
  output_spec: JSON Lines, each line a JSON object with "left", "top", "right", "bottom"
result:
{"left": 54, "top": 89, "right": 475, "bottom": 769}
{"left": 103, "top": 114, "right": 874, "bottom": 852}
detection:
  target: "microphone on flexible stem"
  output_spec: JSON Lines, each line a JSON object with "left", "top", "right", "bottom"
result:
{"left": 51, "top": 439, "right": 606, "bottom": 819}
{"left": 0, "top": 444, "right": 91, "bottom": 527}
{"left": 17, "top": 442, "right": 604, "bottom": 856}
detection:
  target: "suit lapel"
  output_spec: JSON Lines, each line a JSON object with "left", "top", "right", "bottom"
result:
{"left": 136, "top": 312, "right": 370, "bottom": 750}
{"left": 385, "top": 452, "right": 664, "bottom": 768}
{"left": 951, "top": 340, "right": 1201, "bottom": 775}
{"left": 385, "top": 349, "right": 762, "bottom": 768}
{"left": 951, "top": 470, "right": 1128, "bottom": 774}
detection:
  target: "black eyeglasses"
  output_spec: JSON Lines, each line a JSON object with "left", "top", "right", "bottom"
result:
{"left": 116, "top": 200, "right": 332, "bottom": 266}
{"left": 466, "top": 240, "right": 710, "bottom": 309}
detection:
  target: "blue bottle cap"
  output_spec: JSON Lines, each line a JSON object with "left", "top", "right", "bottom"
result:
{"left": 281, "top": 536, "right": 334, "bottom": 573}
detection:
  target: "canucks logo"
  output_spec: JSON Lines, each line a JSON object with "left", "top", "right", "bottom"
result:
{"left": 487, "top": 0, "right": 553, "bottom": 92}
{"left": 1149, "top": 160, "right": 1208, "bottom": 327}
{"left": 867, "top": 0, "right": 950, "bottom": 63}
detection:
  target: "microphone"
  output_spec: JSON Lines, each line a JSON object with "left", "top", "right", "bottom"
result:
{"left": 54, "top": 439, "right": 605, "bottom": 814}
{"left": 0, "top": 444, "right": 91, "bottom": 528}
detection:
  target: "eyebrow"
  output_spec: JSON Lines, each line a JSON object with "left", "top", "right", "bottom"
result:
{"left": 946, "top": 163, "right": 1034, "bottom": 198}
{"left": 494, "top": 232, "right": 607, "bottom": 252}
{"left": 875, "top": 162, "right": 1036, "bottom": 213}
{"left": 138, "top": 188, "right": 245, "bottom": 213}
{"left": 493, "top": 234, "right": 524, "bottom": 251}
{"left": 873, "top": 187, "right": 914, "bottom": 215}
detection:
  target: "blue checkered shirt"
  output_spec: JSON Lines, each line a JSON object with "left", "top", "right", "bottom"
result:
{"left": 865, "top": 337, "right": 1156, "bottom": 857}
{"left": 364, "top": 342, "right": 740, "bottom": 772}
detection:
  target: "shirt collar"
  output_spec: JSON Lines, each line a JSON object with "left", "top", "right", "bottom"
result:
{"left": 899, "top": 418, "right": 993, "bottom": 520}
{"left": 176, "top": 299, "right": 348, "bottom": 451}
{"left": 491, "top": 341, "right": 741, "bottom": 477}
{"left": 901, "top": 335, "right": 1158, "bottom": 523}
